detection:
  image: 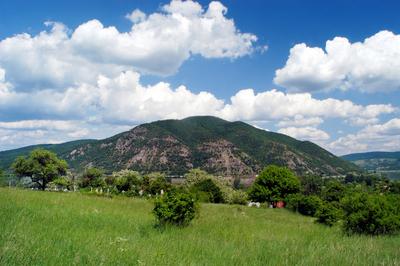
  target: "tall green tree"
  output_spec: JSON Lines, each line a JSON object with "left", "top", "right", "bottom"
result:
{"left": 248, "top": 165, "right": 300, "bottom": 203}
{"left": 12, "top": 149, "right": 68, "bottom": 190}
{"left": 80, "top": 167, "right": 105, "bottom": 188}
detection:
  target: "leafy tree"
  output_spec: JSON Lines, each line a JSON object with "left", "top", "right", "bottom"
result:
{"left": 342, "top": 192, "right": 400, "bottom": 235}
{"left": 248, "top": 165, "right": 300, "bottom": 203}
{"left": 12, "top": 149, "right": 68, "bottom": 190}
{"left": 191, "top": 178, "right": 224, "bottom": 203}
{"left": 184, "top": 169, "right": 214, "bottom": 186}
{"left": 113, "top": 170, "right": 142, "bottom": 193}
{"left": 48, "top": 176, "right": 72, "bottom": 190}
{"left": 300, "top": 175, "right": 323, "bottom": 196}
{"left": 80, "top": 167, "right": 105, "bottom": 188}
{"left": 322, "top": 180, "right": 346, "bottom": 202}
{"left": 316, "top": 203, "right": 341, "bottom": 226}
{"left": 143, "top": 172, "right": 170, "bottom": 195}
{"left": 286, "top": 194, "right": 324, "bottom": 217}
{"left": 298, "top": 195, "right": 324, "bottom": 217}
{"left": 153, "top": 189, "right": 198, "bottom": 227}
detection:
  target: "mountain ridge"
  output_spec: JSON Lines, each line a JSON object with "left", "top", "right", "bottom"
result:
{"left": 0, "top": 116, "right": 359, "bottom": 176}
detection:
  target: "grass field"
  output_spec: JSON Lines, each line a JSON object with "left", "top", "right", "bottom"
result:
{"left": 0, "top": 188, "right": 399, "bottom": 265}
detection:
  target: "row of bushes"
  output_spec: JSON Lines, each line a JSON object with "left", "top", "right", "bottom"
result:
{"left": 286, "top": 189, "right": 400, "bottom": 235}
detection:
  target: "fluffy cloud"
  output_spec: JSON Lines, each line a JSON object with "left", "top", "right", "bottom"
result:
{"left": 219, "top": 89, "right": 395, "bottom": 121}
{"left": 329, "top": 118, "right": 400, "bottom": 154}
{"left": 1, "top": 65, "right": 396, "bottom": 151}
{"left": 1, "top": 69, "right": 394, "bottom": 125}
{"left": 0, "top": 0, "right": 257, "bottom": 91}
{"left": 278, "top": 127, "right": 330, "bottom": 142}
{"left": 277, "top": 115, "right": 323, "bottom": 127}
{"left": 0, "top": 70, "right": 225, "bottom": 123}
{"left": 274, "top": 30, "right": 400, "bottom": 93}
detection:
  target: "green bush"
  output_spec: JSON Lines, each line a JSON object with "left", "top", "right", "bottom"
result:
{"left": 0, "top": 169, "right": 7, "bottom": 187}
{"left": 322, "top": 180, "right": 346, "bottom": 202}
{"left": 286, "top": 194, "right": 324, "bottom": 217}
{"left": 48, "top": 176, "right": 71, "bottom": 190}
{"left": 140, "top": 172, "right": 170, "bottom": 196}
{"left": 285, "top": 193, "right": 303, "bottom": 212}
{"left": 153, "top": 189, "right": 198, "bottom": 227}
{"left": 191, "top": 178, "right": 224, "bottom": 203}
{"left": 80, "top": 168, "right": 105, "bottom": 188}
{"left": 228, "top": 189, "right": 248, "bottom": 205}
{"left": 315, "top": 203, "right": 341, "bottom": 226}
{"left": 112, "top": 170, "right": 142, "bottom": 194}
{"left": 298, "top": 195, "right": 324, "bottom": 217}
{"left": 248, "top": 165, "right": 300, "bottom": 203}
{"left": 342, "top": 192, "right": 400, "bottom": 235}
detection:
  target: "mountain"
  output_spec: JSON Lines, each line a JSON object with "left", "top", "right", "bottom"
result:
{"left": 342, "top": 151, "right": 400, "bottom": 179}
{"left": 0, "top": 116, "right": 359, "bottom": 177}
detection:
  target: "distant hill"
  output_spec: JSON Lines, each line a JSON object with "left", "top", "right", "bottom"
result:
{"left": 0, "top": 116, "right": 359, "bottom": 177}
{"left": 342, "top": 151, "right": 400, "bottom": 179}
{"left": 0, "top": 140, "right": 96, "bottom": 170}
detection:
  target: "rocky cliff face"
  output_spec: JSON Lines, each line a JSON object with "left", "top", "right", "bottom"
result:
{"left": 59, "top": 116, "right": 359, "bottom": 177}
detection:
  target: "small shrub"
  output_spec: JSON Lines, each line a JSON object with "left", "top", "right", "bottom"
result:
{"left": 316, "top": 203, "right": 341, "bottom": 226}
{"left": 191, "top": 178, "right": 224, "bottom": 203}
{"left": 285, "top": 193, "right": 303, "bottom": 212}
{"left": 80, "top": 168, "right": 105, "bottom": 188}
{"left": 342, "top": 192, "right": 400, "bottom": 235}
{"left": 143, "top": 172, "right": 170, "bottom": 196}
{"left": 228, "top": 189, "right": 248, "bottom": 205}
{"left": 153, "top": 189, "right": 198, "bottom": 227}
{"left": 298, "top": 195, "right": 324, "bottom": 217}
{"left": 112, "top": 170, "right": 142, "bottom": 194}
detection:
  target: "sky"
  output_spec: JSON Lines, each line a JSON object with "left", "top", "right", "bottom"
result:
{"left": 0, "top": 0, "right": 399, "bottom": 155}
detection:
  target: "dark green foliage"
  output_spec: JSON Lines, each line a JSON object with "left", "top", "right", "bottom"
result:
{"left": 298, "top": 195, "right": 324, "bottom": 217}
{"left": 12, "top": 149, "right": 68, "bottom": 190}
{"left": 300, "top": 175, "right": 323, "bottom": 195}
{"left": 389, "top": 180, "right": 400, "bottom": 194}
{"left": 322, "top": 180, "right": 346, "bottom": 202}
{"left": 51, "top": 177, "right": 71, "bottom": 190}
{"left": 316, "top": 203, "right": 341, "bottom": 226}
{"left": 153, "top": 189, "right": 198, "bottom": 227}
{"left": 285, "top": 193, "right": 303, "bottom": 212}
{"left": 113, "top": 170, "right": 142, "bottom": 194}
{"left": 342, "top": 193, "right": 400, "bottom": 235}
{"left": 80, "top": 167, "right": 105, "bottom": 188}
{"left": 286, "top": 194, "right": 324, "bottom": 217}
{"left": 191, "top": 178, "right": 224, "bottom": 203}
{"left": 248, "top": 165, "right": 300, "bottom": 203}
{"left": 143, "top": 172, "right": 170, "bottom": 195}
{"left": 0, "top": 169, "right": 6, "bottom": 187}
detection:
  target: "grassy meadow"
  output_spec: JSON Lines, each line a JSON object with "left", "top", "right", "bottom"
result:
{"left": 0, "top": 188, "right": 399, "bottom": 265}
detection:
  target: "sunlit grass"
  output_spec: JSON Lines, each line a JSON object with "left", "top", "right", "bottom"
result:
{"left": 0, "top": 188, "right": 399, "bottom": 265}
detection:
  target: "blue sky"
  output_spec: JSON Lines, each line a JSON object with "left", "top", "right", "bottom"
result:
{"left": 0, "top": 0, "right": 399, "bottom": 154}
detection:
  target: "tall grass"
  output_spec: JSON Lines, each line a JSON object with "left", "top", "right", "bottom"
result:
{"left": 0, "top": 188, "right": 399, "bottom": 265}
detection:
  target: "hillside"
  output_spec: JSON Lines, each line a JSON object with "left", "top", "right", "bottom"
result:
{"left": 342, "top": 151, "right": 400, "bottom": 179}
{"left": 0, "top": 116, "right": 358, "bottom": 176}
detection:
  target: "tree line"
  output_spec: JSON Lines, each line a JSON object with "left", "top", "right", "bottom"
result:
{"left": 2, "top": 148, "right": 399, "bottom": 235}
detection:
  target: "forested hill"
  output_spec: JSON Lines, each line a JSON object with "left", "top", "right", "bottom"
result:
{"left": 0, "top": 116, "right": 359, "bottom": 177}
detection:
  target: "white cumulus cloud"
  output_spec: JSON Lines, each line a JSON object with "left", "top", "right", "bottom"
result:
{"left": 278, "top": 127, "right": 330, "bottom": 142}
{"left": 329, "top": 118, "right": 400, "bottom": 155}
{"left": 0, "top": 0, "right": 258, "bottom": 91}
{"left": 274, "top": 30, "right": 400, "bottom": 93}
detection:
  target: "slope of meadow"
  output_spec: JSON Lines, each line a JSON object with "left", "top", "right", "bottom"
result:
{"left": 0, "top": 188, "right": 399, "bottom": 265}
